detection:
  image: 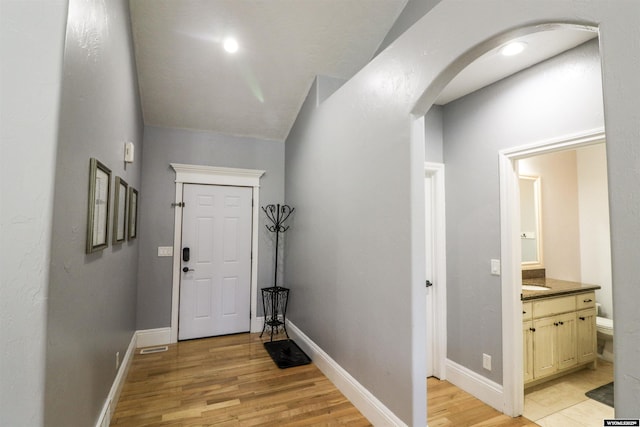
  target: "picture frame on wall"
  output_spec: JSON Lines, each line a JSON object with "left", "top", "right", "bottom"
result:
{"left": 112, "top": 176, "right": 128, "bottom": 245}
{"left": 128, "top": 187, "right": 138, "bottom": 240}
{"left": 86, "top": 158, "right": 111, "bottom": 253}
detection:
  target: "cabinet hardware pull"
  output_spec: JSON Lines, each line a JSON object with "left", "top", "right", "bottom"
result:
{"left": 559, "top": 321, "right": 564, "bottom": 325}
{"left": 584, "top": 299, "right": 593, "bottom": 302}
{"left": 523, "top": 311, "right": 526, "bottom": 314}
{"left": 579, "top": 316, "right": 586, "bottom": 320}
{"left": 554, "top": 322, "right": 559, "bottom": 326}
{"left": 529, "top": 327, "right": 536, "bottom": 332}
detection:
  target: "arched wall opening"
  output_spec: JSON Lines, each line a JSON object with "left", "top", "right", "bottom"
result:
{"left": 285, "top": 3, "right": 640, "bottom": 425}
{"left": 412, "top": 23, "right": 598, "bottom": 117}
{"left": 414, "top": 22, "right": 606, "bottom": 418}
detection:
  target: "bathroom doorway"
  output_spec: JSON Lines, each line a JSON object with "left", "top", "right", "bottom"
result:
{"left": 518, "top": 142, "right": 614, "bottom": 423}
{"left": 418, "top": 18, "right": 611, "bottom": 418}
{"left": 499, "top": 130, "right": 615, "bottom": 423}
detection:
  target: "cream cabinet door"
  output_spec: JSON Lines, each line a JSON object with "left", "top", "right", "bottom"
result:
{"left": 556, "top": 312, "right": 578, "bottom": 370}
{"left": 577, "top": 308, "right": 597, "bottom": 364}
{"left": 523, "top": 320, "right": 535, "bottom": 383}
{"left": 533, "top": 316, "right": 557, "bottom": 379}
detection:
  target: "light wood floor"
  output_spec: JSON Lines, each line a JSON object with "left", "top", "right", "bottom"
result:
{"left": 111, "top": 333, "right": 368, "bottom": 426}
{"left": 111, "top": 333, "right": 538, "bottom": 426}
{"left": 427, "top": 378, "right": 538, "bottom": 427}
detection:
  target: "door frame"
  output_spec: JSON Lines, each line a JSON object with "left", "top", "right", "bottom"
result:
{"left": 425, "top": 162, "right": 447, "bottom": 380}
{"left": 169, "top": 163, "right": 265, "bottom": 343}
{"left": 498, "top": 127, "right": 605, "bottom": 416}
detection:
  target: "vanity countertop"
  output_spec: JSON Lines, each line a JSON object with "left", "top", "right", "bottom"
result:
{"left": 521, "top": 277, "right": 601, "bottom": 301}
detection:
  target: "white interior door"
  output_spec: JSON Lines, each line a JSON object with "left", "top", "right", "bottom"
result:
{"left": 425, "top": 173, "right": 435, "bottom": 377}
{"left": 179, "top": 184, "right": 252, "bottom": 340}
{"left": 424, "top": 162, "right": 446, "bottom": 380}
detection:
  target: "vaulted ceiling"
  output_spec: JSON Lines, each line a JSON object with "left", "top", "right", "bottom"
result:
{"left": 130, "top": 1, "right": 597, "bottom": 142}
{"left": 130, "top": 0, "right": 407, "bottom": 141}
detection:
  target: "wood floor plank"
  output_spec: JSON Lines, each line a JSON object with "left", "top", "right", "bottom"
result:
{"left": 111, "top": 333, "right": 370, "bottom": 426}
{"left": 426, "top": 377, "right": 539, "bottom": 427}
{"left": 111, "top": 334, "right": 538, "bottom": 426}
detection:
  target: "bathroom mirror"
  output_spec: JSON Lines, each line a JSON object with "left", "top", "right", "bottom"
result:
{"left": 520, "top": 175, "right": 543, "bottom": 269}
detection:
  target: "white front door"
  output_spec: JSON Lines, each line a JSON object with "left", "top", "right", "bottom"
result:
{"left": 179, "top": 184, "right": 252, "bottom": 340}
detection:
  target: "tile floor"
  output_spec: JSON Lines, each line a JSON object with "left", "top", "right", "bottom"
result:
{"left": 524, "top": 360, "right": 614, "bottom": 427}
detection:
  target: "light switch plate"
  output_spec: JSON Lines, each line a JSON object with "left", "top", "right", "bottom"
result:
{"left": 490, "top": 259, "right": 501, "bottom": 276}
{"left": 158, "top": 246, "right": 173, "bottom": 257}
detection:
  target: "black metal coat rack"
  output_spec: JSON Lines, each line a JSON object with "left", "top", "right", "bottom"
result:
{"left": 260, "top": 204, "right": 294, "bottom": 341}
{"left": 263, "top": 204, "right": 294, "bottom": 287}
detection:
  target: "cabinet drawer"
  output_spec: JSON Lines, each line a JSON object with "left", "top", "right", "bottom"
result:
{"left": 577, "top": 307, "right": 597, "bottom": 320}
{"left": 533, "top": 296, "right": 575, "bottom": 318}
{"left": 522, "top": 302, "right": 533, "bottom": 321}
{"left": 576, "top": 292, "right": 596, "bottom": 310}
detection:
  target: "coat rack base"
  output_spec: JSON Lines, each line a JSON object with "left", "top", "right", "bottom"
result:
{"left": 260, "top": 286, "right": 290, "bottom": 341}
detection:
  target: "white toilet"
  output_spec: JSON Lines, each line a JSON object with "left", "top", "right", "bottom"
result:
{"left": 596, "top": 303, "right": 614, "bottom": 362}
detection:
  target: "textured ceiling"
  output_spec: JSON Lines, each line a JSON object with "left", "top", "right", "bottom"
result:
{"left": 130, "top": 0, "right": 407, "bottom": 141}
{"left": 130, "top": 2, "right": 597, "bottom": 141}
{"left": 436, "top": 28, "right": 597, "bottom": 105}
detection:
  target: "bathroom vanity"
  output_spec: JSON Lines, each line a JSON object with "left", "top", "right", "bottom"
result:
{"left": 522, "top": 278, "right": 600, "bottom": 387}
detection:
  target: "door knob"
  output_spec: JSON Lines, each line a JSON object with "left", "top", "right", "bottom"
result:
{"left": 426, "top": 280, "right": 433, "bottom": 287}
{"left": 183, "top": 267, "right": 194, "bottom": 273}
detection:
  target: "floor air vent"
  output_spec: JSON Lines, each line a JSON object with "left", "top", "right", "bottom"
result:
{"left": 140, "top": 346, "right": 168, "bottom": 355}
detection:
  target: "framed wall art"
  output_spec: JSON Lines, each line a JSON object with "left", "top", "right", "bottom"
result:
{"left": 128, "top": 187, "right": 138, "bottom": 240}
{"left": 86, "top": 158, "right": 111, "bottom": 253}
{"left": 112, "top": 176, "right": 128, "bottom": 245}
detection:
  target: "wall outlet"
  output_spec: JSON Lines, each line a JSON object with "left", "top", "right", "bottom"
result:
{"left": 483, "top": 353, "right": 492, "bottom": 371}
{"left": 115, "top": 351, "right": 120, "bottom": 371}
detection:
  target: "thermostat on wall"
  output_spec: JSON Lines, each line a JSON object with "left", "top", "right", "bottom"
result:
{"left": 124, "top": 141, "right": 135, "bottom": 163}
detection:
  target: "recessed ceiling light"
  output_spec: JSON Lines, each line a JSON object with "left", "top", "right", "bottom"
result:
{"left": 223, "top": 37, "right": 239, "bottom": 54}
{"left": 500, "top": 41, "right": 527, "bottom": 56}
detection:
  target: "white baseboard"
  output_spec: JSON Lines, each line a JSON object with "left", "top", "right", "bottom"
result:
{"left": 136, "top": 327, "right": 171, "bottom": 348}
{"left": 445, "top": 358, "right": 504, "bottom": 412}
{"left": 251, "top": 316, "right": 265, "bottom": 333}
{"left": 287, "top": 320, "right": 407, "bottom": 427}
{"left": 95, "top": 332, "right": 137, "bottom": 427}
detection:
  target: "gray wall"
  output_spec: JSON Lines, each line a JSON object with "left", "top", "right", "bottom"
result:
{"left": 374, "top": 0, "right": 442, "bottom": 56}
{"left": 0, "top": 1, "right": 68, "bottom": 425}
{"left": 442, "top": 40, "right": 603, "bottom": 384}
{"left": 44, "top": 0, "right": 143, "bottom": 425}
{"left": 425, "top": 105, "right": 444, "bottom": 163}
{"left": 316, "top": 75, "right": 347, "bottom": 105}
{"left": 136, "top": 126, "right": 284, "bottom": 329}
{"left": 284, "top": 0, "right": 640, "bottom": 419}
{"left": 285, "top": 67, "right": 425, "bottom": 426}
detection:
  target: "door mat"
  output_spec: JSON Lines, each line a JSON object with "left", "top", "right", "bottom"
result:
{"left": 264, "top": 339, "right": 311, "bottom": 369}
{"left": 586, "top": 381, "right": 614, "bottom": 408}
